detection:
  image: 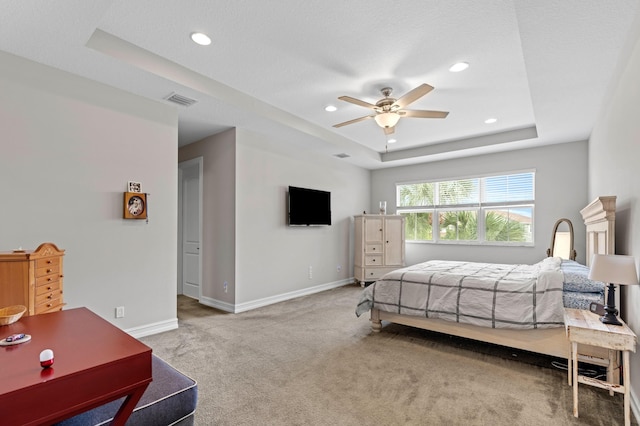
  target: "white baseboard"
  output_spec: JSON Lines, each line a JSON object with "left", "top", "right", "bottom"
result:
{"left": 125, "top": 318, "right": 179, "bottom": 339}
{"left": 200, "top": 278, "right": 354, "bottom": 313}
{"left": 127, "top": 279, "right": 353, "bottom": 337}
{"left": 198, "top": 297, "right": 235, "bottom": 313}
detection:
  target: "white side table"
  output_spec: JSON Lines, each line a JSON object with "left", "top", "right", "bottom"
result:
{"left": 564, "top": 308, "right": 637, "bottom": 426}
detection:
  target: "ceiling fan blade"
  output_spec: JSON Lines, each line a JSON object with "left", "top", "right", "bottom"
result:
{"left": 401, "top": 109, "right": 449, "bottom": 119}
{"left": 337, "top": 96, "right": 378, "bottom": 109}
{"left": 333, "top": 114, "right": 375, "bottom": 128}
{"left": 393, "top": 84, "right": 434, "bottom": 109}
{"left": 383, "top": 126, "right": 395, "bottom": 135}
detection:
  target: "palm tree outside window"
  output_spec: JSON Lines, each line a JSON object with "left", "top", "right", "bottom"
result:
{"left": 396, "top": 171, "right": 534, "bottom": 245}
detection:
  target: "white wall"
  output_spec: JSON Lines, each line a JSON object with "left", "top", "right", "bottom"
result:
{"left": 371, "top": 141, "right": 588, "bottom": 266}
{"left": 587, "top": 13, "right": 640, "bottom": 416}
{"left": 0, "top": 51, "right": 179, "bottom": 335}
{"left": 235, "top": 128, "right": 370, "bottom": 305}
{"left": 180, "top": 127, "right": 370, "bottom": 311}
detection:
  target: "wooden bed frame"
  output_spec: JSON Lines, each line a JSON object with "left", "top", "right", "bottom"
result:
{"left": 369, "top": 196, "right": 617, "bottom": 361}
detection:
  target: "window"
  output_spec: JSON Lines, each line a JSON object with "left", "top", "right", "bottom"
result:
{"left": 396, "top": 171, "right": 534, "bottom": 245}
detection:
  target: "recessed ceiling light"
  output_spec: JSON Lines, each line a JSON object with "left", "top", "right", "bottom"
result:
{"left": 190, "top": 32, "right": 211, "bottom": 46}
{"left": 387, "top": 138, "right": 397, "bottom": 144}
{"left": 484, "top": 118, "right": 497, "bottom": 124}
{"left": 449, "top": 62, "right": 469, "bottom": 72}
{"left": 325, "top": 105, "right": 337, "bottom": 112}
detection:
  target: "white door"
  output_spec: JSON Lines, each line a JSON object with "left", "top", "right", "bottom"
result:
{"left": 178, "top": 158, "right": 202, "bottom": 300}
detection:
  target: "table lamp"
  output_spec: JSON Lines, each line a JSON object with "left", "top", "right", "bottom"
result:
{"left": 588, "top": 254, "right": 638, "bottom": 325}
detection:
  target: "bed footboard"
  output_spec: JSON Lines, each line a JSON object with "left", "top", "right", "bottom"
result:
{"left": 371, "top": 308, "right": 569, "bottom": 358}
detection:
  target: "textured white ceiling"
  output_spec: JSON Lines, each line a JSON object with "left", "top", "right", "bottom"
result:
{"left": 1, "top": 0, "right": 638, "bottom": 169}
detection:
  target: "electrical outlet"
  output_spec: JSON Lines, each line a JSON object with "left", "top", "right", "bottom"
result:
{"left": 224, "top": 281, "right": 228, "bottom": 293}
{"left": 308, "top": 265, "right": 313, "bottom": 279}
{"left": 115, "top": 306, "right": 125, "bottom": 318}
{"left": 337, "top": 264, "right": 342, "bottom": 272}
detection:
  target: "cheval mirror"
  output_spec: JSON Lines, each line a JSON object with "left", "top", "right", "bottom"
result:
{"left": 547, "top": 218, "right": 577, "bottom": 261}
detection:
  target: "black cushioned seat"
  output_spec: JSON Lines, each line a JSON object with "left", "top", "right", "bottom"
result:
{"left": 55, "top": 354, "right": 197, "bottom": 426}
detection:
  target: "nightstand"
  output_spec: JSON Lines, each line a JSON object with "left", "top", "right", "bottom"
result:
{"left": 564, "top": 308, "right": 637, "bottom": 426}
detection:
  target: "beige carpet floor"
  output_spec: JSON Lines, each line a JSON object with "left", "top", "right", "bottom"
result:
{"left": 141, "top": 284, "right": 636, "bottom": 425}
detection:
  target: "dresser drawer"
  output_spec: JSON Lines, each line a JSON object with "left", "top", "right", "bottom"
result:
{"left": 36, "top": 279, "right": 60, "bottom": 296}
{"left": 35, "top": 256, "right": 60, "bottom": 269}
{"left": 365, "top": 244, "right": 383, "bottom": 254}
{"left": 35, "top": 297, "right": 63, "bottom": 314}
{"left": 363, "top": 267, "right": 397, "bottom": 280}
{"left": 36, "top": 289, "right": 63, "bottom": 306}
{"left": 35, "top": 274, "right": 61, "bottom": 289}
{"left": 364, "top": 255, "right": 383, "bottom": 266}
{"left": 35, "top": 257, "right": 61, "bottom": 278}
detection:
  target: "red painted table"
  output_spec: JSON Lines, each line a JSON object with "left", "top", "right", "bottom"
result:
{"left": 0, "top": 307, "right": 152, "bottom": 426}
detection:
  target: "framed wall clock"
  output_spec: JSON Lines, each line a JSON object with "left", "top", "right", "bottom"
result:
{"left": 123, "top": 192, "right": 147, "bottom": 219}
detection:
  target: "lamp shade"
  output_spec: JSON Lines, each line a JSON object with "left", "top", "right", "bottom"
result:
{"left": 374, "top": 112, "right": 401, "bottom": 128}
{"left": 589, "top": 254, "right": 639, "bottom": 285}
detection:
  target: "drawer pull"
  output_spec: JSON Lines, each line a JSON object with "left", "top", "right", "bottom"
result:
{"left": 47, "top": 260, "right": 52, "bottom": 264}
{"left": 47, "top": 286, "right": 52, "bottom": 290}
{"left": 46, "top": 269, "right": 52, "bottom": 273}
{"left": 47, "top": 295, "right": 53, "bottom": 299}
{"left": 47, "top": 278, "right": 52, "bottom": 281}
{"left": 47, "top": 303, "right": 52, "bottom": 307}
{"left": 372, "top": 259, "right": 376, "bottom": 262}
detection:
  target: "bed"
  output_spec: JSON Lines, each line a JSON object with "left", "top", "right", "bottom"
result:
{"left": 356, "top": 196, "right": 617, "bottom": 361}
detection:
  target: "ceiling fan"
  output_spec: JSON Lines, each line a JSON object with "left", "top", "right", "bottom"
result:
{"left": 333, "top": 83, "right": 449, "bottom": 135}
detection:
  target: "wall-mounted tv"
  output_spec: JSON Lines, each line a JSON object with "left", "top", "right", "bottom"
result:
{"left": 288, "top": 186, "right": 331, "bottom": 226}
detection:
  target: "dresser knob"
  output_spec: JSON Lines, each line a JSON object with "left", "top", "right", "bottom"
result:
{"left": 47, "top": 286, "right": 52, "bottom": 290}
{"left": 47, "top": 278, "right": 52, "bottom": 282}
{"left": 47, "top": 269, "right": 52, "bottom": 273}
{"left": 47, "top": 295, "right": 53, "bottom": 299}
{"left": 47, "top": 260, "right": 52, "bottom": 264}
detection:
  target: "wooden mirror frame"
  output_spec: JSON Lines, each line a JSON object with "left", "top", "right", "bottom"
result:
{"left": 546, "top": 218, "right": 577, "bottom": 260}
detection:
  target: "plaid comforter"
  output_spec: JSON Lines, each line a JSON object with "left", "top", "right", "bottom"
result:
{"left": 356, "top": 257, "right": 565, "bottom": 329}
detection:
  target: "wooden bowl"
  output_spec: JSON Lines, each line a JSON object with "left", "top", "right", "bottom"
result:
{"left": 0, "top": 305, "right": 26, "bottom": 326}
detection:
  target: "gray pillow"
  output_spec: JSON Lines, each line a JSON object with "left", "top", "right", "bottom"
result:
{"left": 561, "top": 259, "right": 605, "bottom": 293}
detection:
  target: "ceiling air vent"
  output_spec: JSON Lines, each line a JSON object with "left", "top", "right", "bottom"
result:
{"left": 334, "top": 153, "right": 350, "bottom": 159}
{"left": 164, "top": 92, "right": 197, "bottom": 107}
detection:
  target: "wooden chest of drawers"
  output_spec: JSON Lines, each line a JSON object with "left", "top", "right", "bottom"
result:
{"left": 0, "top": 242, "right": 65, "bottom": 316}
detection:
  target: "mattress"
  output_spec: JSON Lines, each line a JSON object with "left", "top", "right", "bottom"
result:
{"left": 356, "top": 257, "right": 605, "bottom": 329}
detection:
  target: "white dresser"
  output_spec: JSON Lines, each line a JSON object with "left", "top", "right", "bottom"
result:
{"left": 354, "top": 215, "right": 405, "bottom": 285}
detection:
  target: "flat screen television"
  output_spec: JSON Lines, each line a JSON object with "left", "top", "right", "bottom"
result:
{"left": 288, "top": 186, "right": 331, "bottom": 226}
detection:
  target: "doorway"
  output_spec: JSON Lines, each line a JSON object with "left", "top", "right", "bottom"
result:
{"left": 178, "top": 157, "right": 203, "bottom": 300}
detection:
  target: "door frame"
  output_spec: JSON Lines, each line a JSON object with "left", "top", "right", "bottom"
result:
{"left": 178, "top": 156, "right": 203, "bottom": 301}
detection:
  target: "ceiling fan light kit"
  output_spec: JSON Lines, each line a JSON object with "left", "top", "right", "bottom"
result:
{"left": 333, "top": 83, "right": 449, "bottom": 137}
{"left": 374, "top": 112, "right": 401, "bottom": 128}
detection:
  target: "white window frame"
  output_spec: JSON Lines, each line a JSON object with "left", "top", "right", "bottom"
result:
{"left": 396, "top": 170, "right": 535, "bottom": 246}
